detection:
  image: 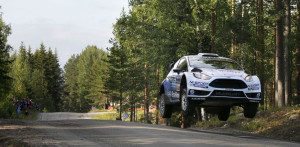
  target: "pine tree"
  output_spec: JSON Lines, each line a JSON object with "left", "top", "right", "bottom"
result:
{"left": 61, "top": 46, "right": 108, "bottom": 112}
{"left": 45, "top": 49, "right": 63, "bottom": 111}
{"left": 9, "top": 43, "right": 31, "bottom": 99}
{"left": 106, "top": 41, "right": 128, "bottom": 119}
{"left": 61, "top": 55, "right": 80, "bottom": 112}
{"left": 0, "top": 14, "right": 13, "bottom": 118}
{"left": 31, "top": 44, "right": 56, "bottom": 111}
{"left": 0, "top": 14, "right": 12, "bottom": 99}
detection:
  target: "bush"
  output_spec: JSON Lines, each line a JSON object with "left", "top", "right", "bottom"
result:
{"left": 0, "top": 97, "right": 39, "bottom": 120}
{"left": 0, "top": 99, "right": 16, "bottom": 118}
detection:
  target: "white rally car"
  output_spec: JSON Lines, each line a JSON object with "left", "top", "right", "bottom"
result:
{"left": 159, "top": 53, "right": 261, "bottom": 121}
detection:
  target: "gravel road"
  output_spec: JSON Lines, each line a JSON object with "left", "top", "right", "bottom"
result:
{"left": 1, "top": 112, "right": 299, "bottom": 147}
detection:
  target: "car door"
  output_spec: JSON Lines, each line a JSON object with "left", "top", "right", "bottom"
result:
{"left": 171, "top": 58, "right": 188, "bottom": 99}
{"left": 165, "top": 60, "right": 180, "bottom": 100}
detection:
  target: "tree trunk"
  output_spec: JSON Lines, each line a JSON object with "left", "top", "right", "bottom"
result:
{"left": 275, "top": 0, "right": 285, "bottom": 107}
{"left": 296, "top": 0, "right": 300, "bottom": 104}
{"left": 257, "top": 0, "right": 265, "bottom": 107}
{"left": 211, "top": 8, "right": 216, "bottom": 53}
{"left": 284, "top": 0, "right": 291, "bottom": 106}
{"left": 231, "top": 0, "right": 235, "bottom": 56}
{"left": 130, "top": 95, "right": 133, "bottom": 122}
{"left": 156, "top": 67, "right": 159, "bottom": 125}
{"left": 130, "top": 73, "right": 136, "bottom": 122}
{"left": 119, "top": 89, "right": 123, "bottom": 120}
{"left": 192, "top": 0, "right": 202, "bottom": 53}
{"left": 144, "top": 63, "right": 149, "bottom": 123}
{"left": 135, "top": 103, "right": 137, "bottom": 122}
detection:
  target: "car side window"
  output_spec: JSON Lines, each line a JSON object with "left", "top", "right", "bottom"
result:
{"left": 177, "top": 59, "right": 187, "bottom": 72}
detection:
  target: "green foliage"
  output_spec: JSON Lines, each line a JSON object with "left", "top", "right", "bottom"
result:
{"left": 43, "top": 107, "right": 48, "bottom": 113}
{"left": 107, "top": 0, "right": 300, "bottom": 123}
{"left": 0, "top": 0, "right": 299, "bottom": 120}
{"left": 9, "top": 43, "right": 31, "bottom": 99}
{"left": 61, "top": 46, "right": 108, "bottom": 112}
{"left": 0, "top": 98, "right": 15, "bottom": 118}
{"left": 0, "top": 11, "right": 13, "bottom": 118}
{"left": 2, "top": 41, "right": 63, "bottom": 117}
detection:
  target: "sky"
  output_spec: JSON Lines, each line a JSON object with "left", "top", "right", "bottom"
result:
{"left": 0, "top": 0, "right": 129, "bottom": 67}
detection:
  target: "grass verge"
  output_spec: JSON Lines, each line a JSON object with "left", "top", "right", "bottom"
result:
{"left": 193, "top": 106, "right": 300, "bottom": 142}
{"left": 89, "top": 109, "right": 112, "bottom": 113}
{"left": 93, "top": 110, "right": 147, "bottom": 122}
{"left": 93, "top": 113, "right": 117, "bottom": 120}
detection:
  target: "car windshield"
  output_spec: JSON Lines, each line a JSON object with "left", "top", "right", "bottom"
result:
{"left": 189, "top": 58, "right": 243, "bottom": 70}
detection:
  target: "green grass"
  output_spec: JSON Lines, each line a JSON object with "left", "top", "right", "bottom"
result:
{"left": 193, "top": 106, "right": 300, "bottom": 142}
{"left": 123, "top": 110, "right": 146, "bottom": 122}
{"left": 93, "top": 113, "right": 117, "bottom": 120}
{"left": 22, "top": 109, "right": 38, "bottom": 120}
{"left": 89, "top": 109, "right": 112, "bottom": 113}
{"left": 92, "top": 110, "right": 147, "bottom": 122}
{"left": 11, "top": 108, "right": 39, "bottom": 120}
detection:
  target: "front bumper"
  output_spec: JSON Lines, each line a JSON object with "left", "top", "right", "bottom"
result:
{"left": 187, "top": 76, "right": 261, "bottom": 106}
{"left": 187, "top": 89, "right": 261, "bottom": 107}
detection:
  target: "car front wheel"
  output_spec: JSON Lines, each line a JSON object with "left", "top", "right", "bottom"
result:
{"left": 160, "top": 93, "right": 172, "bottom": 118}
{"left": 218, "top": 107, "right": 230, "bottom": 121}
{"left": 181, "top": 88, "right": 194, "bottom": 116}
{"left": 244, "top": 103, "right": 258, "bottom": 118}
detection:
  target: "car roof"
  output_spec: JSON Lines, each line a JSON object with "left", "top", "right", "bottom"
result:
{"left": 184, "top": 53, "right": 231, "bottom": 61}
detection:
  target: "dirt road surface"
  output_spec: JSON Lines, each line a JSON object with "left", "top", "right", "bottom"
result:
{"left": 1, "top": 112, "right": 299, "bottom": 147}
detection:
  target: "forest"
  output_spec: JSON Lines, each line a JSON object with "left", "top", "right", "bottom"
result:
{"left": 0, "top": 0, "right": 300, "bottom": 123}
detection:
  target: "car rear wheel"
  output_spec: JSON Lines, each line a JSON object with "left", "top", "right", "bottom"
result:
{"left": 244, "top": 103, "right": 258, "bottom": 118}
{"left": 181, "top": 89, "right": 194, "bottom": 116}
{"left": 160, "top": 93, "right": 172, "bottom": 118}
{"left": 218, "top": 107, "right": 230, "bottom": 121}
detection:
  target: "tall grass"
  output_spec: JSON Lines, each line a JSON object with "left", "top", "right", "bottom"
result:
{"left": 93, "top": 113, "right": 117, "bottom": 120}
{"left": 93, "top": 110, "right": 148, "bottom": 122}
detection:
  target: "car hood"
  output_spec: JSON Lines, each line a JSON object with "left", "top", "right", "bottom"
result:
{"left": 200, "top": 68, "right": 247, "bottom": 78}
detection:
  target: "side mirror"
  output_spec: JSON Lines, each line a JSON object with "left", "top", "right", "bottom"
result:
{"left": 168, "top": 62, "right": 175, "bottom": 72}
{"left": 173, "top": 68, "right": 181, "bottom": 74}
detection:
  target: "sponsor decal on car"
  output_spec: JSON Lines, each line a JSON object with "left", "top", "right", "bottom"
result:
{"left": 189, "top": 81, "right": 209, "bottom": 88}
{"left": 171, "top": 91, "right": 180, "bottom": 98}
{"left": 224, "top": 88, "right": 234, "bottom": 91}
{"left": 167, "top": 91, "right": 172, "bottom": 97}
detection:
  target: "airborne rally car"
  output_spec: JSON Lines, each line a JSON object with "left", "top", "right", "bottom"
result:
{"left": 159, "top": 53, "right": 261, "bottom": 121}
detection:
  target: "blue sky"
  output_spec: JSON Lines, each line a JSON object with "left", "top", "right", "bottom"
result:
{"left": 0, "top": 0, "right": 129, "bottom": 67}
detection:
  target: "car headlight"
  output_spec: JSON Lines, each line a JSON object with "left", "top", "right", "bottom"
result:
{"left": 193, "top": 73, "right": 212, "bottom": 80}
{"left": 245, "top": 75, "right": 253, "bottom": 82}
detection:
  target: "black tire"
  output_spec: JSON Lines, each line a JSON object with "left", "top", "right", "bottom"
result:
{"left": 160, "top": 93, "right": 172, "bottom": 118}
{"left": 181, "top": 89, "right": 194, "bottom": 116}
{"left": 218, "top": 107, "right": 230, "bottom": 121}
{"left": 244, "top": 103, "right": 258, "bottom": 118}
